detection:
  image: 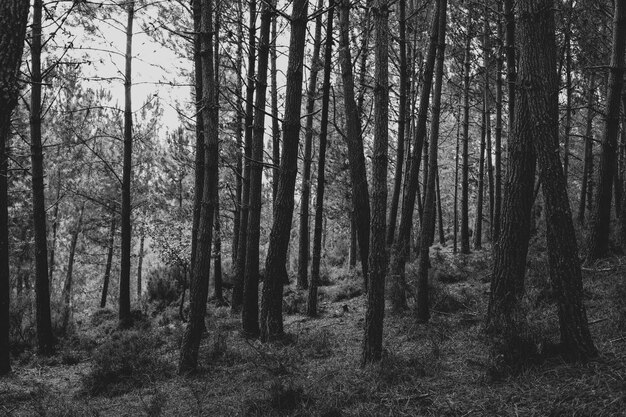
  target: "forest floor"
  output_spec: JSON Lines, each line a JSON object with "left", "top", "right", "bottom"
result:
{"left": 2, "top": 246, "right": 626, "bottom": 416}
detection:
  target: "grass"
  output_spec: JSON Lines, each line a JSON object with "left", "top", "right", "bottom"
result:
{"left": 2, "top": 252, "right": 626, "bottom": 416}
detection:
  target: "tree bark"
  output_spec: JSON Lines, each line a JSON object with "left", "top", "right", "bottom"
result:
{"left": 494, "top": 1, "right": 504, "bottom": 242}
{"left": 100, "top": 211, "right": 117, "bottom": 308}
{"left": 136, "top": 228, "right": 145, "bottom": 299}
{"left": 0, "top": 0, "right": 29, "bottom": 375}
{"left": 339, "top": 0, "right": 370, "bottom": 290}
{"left": 260, "top": 0, "right": 308, "bottom": 342}
{"left": 271, "top": 12, "right": 280, "bottom": 204}
{"left": 579, "top": 74, "right": 596, "bottom": 224}
{"left": 61, "top": 202, "right": 85, "bottom": 335}
{"left": 586, "top": 0, "right": 626, "bottom": 263}
{"left": 308, "top": 1, "right": 334, "bottom": 317}
{"left": 179, "top": 0, "right": 219, "bottom": 373}
{"left": 231, "top": 0, "right": 243, "bottom": 267}
{"left": 436, "top": 167, "right": 445, "bottom": 246}
{"left": 213, "top": 200, "right": 223, "bottom": 302}
{"left": 31, "top": 0, "right": 55, "bottom": 354}
{"left": 298, "top": 0, "right": 325, "bottom": 290}
{"left": 460, "top": 4, "right": 472, "bottom": 254}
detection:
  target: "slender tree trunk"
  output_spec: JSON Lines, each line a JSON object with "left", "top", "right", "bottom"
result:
{"left": 61, "top": 202, "right": 85, "bottom": 335}
{"left": 119, "top": 1, "right": 135, "bottom": 328}
{"left": 579, "top": 74, "right": 596, "bottom": 224}
{"left": 474, "top": 105, "right": 486, "bottom": 250}
{"left": 453, "top": 102, "right": 461, "bottom": 252}
{"left": 0, "top": 0, "right": 29, "bottom": 375}
{"left": 436, "top": 167, "right": 445, "bottom": 245}
{"left": 460, "top": 4, "right": 472, "bottom": 254}
{"left": 414, "top": 0, "right": 447, "bottom": 324}
{"left": 232, "top": 0, "right": 243, "bottom": 267}
{"left": 338, "top": 0, "right": 370, "bottom": 289}
{"left": 213, "top": 200, "right": 223, "bottom": 302}
{"left": 100, "top": 211, "right": 116, "bottom": 308}
{"left": 387, "top": 0, "right": 441, "bottom": 313}
{"left": 243, "top": 0, "right": 273, "bottom": 337}
{"left": 504, "top": 0, "right": 516, "bottom": 133}
{"left": 386, "top": 0, "right": 408, "bottom": 246}
{"left": 586, "top": 0, "right": 626, "bottom": 263}
{"left": 31, "top": 0, "right": 55, "bottom": 354}
{"left": 484, "top": 7, "right": 494, "bottom": 240}
{"left": 271, "top": 12, "right": 280, "bottom": 204}
{"left": 49, "top": 170, "right": 61, "bottom": 283}
{"left": 260, "top": 0, "right": 308, "bottom": 342}
{"left": 179, "top": 0, "right": 218, "bottom": 373}
{"left": 136, "top": 228, "right": 145, "bottom": 299}
{"left": 494, "top": 1, "right": 504, "bottom": 242}
{"left": 363, "top": 0, "right": 390, "bottom": 365}
{"left": 298, "top": 0, "right": 324, "bottom": 289}
{"left": 563, "top": 26, "right": 572, "bottom": 183}
{"left": 308, "top": 1, "right": 334, "bottom": 317}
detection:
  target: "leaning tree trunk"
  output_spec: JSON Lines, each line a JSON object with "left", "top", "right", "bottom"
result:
{"left": 179, "top": 0, "right": 219, "bottom": 373}
{"left": 232, "top": 0, "right": 256, "bottom": 311}
{"left": 100, "top": 211, "right": 117, "bottom": 308}
{"left": 308, "top": 1, "right": 334, "bottom": 317}
{"left": 119, "top": 1, "right": 135, "bottom": 328}
{"left": 0, "top": 0, "right": 29, "bottom": 376}
{"left": 61, "top": 202, "right": 85, "bottom": 335}
{"left": 363, "top": 0, "right": 390, "bottom": 365}
{"left": 387, "top": 0, "right": 441, "bottom": 314}
{"left": 242, "top": 0, "right": 273, "bottom": 338}
{"left": 586, "top": 0, "right": 626, "bottom": 263}
{"left": 297, "top": 0, "right": 324, "bottom": 290}
{"left": 460, "top": 4, "right": 472, "bottom": 255}
{"left": 414, "top": 0, "right": 447, "bottom": 324}
{"left": 259, "top": 0, "right": 309, "bottom": 342}
{"left": 339, "top": 0, "right": 371, "bottom": 290}
{"left": 528, "top": 0, "right": 598, "bottom": 360}
{"left": 31, "top": 0, "right": 55, "bottom": 354}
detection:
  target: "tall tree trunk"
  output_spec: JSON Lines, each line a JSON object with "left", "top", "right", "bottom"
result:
{"left": 31, "top": 0, "right": 55, "bottom": 354}
{"left": 453, "top": 102, "right": 461, "bottom": 252}
{"left": 484, "top": 7, "right": 494, "bottom": 240}
{"left": 119, "top": 1, "right": 135, "bottom": 328}
{"left": 100, "top": 211, "right": 116, "bottom": 308}
{"left": 586, "top": 0, "right": 626, "bottom": 263}
{"left": 136, "top": 228, "right": 145, "bottom": 299}
{"left": 49, "top": 169, "right": 62, "bottom": 283}
{"left": 579, "top": 74, "right": 596, "bottom": 224}
{"left": 231, "top": 0, "right": 243, "bottom": 267}
{"left": 338, "top": 0, "right": 370, "bottom": 289}
{"left": 271, "top": 12, "right": 280, "bottom": 204}
{"left": 414, "top": 0, "right": 447, "bottom": 324}
{"left": 349, "top": 211, "right": 357, "bottom": 267}
{"left": 528, "top": 0, "right": 597, "bottom": 360}
{"left": 0, "top": 0, "right": 29, "bottom": 375}
{"left": 474, "top": 106, "right": 486, "bottom": 250}
{"left": 213, "top": 200, "right": 223, "bottom": 301}
{"left": 61, "top": 202, "right": 85, "bottom": 335}
{"left": 243, "top": 0, "right": 273, "bottom": 338}
{"left": 460, "top": 4, "right": 472, "bottom": 254}
{"left": 436, "top": 167, "right": 445, "bottom": 245}
{"left": 363, "top": 0, "right": 390, "bottom": 365}
{"left": 504, "top": 0, "right": 516, "bottom": 134}
{"left": 494, "top": 1, "right": 504, "bottom": 242}
{"left": 260, "top": 0, "right": 308, "bottom": 342}
{"left": 563, "top": 23, "right": 572, "bottom": 183}
{"left": 232, "top": 0, "right": 256, "bottom": 312}
{"left": 386, "top": 0, "right": 408, "bottom": 246}
{"left": 298, "top": 0, "right": 324, "bottom": 289}
{"left": 308, "top": 1, "right": 334, "bottom": 317}
{"left": 179, "top": 0, "right": 218, "bottom": 373}
{"left": 387, "top": 0, "right": 441, "bottom": 313}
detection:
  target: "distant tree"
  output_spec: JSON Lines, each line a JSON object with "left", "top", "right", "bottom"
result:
{"left": 0, "top": 0, "right": 30, "bottom": 376}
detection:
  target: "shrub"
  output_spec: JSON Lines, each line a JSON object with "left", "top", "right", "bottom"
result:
{"left": 283, "top": 289, "right": 307, "bottom": 315}
{"left": 9, "top": 293, "right": 35, "bottom": 354}
{"left": 81, "top": 329, "right": 172, "bottom": 396}
{"left": 320, "top": 280, "right": 363, "bottom": 302}
{"left": 90, "top": 308, "right": 117, "bottom": 327}
{"left": 146, "top": 266, "right": 183, "bottom": 306}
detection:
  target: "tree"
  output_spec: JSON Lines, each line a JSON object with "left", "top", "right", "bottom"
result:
{"left": 61, "top": 202, "right": 86, "bottom": 334}
{"left": 460, "top": 3, "right": 472, "bottom": 254}
{"left": 100, "top": 209, "right": 117, "bottom": 308}
{"left": 308, "top": 0, "right": 334, "bottom": 317}
{"left": 586, "top": 0, "right": 626, "bottom": 263}
{"left": 260, "top": 0, "right": 308, "bottom": 342}
{"left": 0, "top": 0, "right": 30, "bottom": 376}
{"left": 179, "top": 0, "right": 218, "bottom": 373}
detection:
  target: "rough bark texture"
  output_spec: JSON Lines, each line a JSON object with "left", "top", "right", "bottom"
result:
{"left": 100, "top": 212, "right": 116, "bottom": 308}
{"left": 243, "top": 0, "right": 273, "bottom": 338}
{"left": 31, "top": 0, "right": 55, "bottom": 354}
{"left": 586, "top": 0, "right": 626, "bottom": 263}
{"left": 415, "top": 0, "right": 447, "bottom": 324}
{"left": 460, "top": 5, "right": 472, "bottom": 254}
{"left": 297, "top": 0, "right": 324, "bottom": 290}
{"left": 0, "top": 0, "right": 29, "bottom": 375}
{"left": 363, "top": 0, "right": 390, "bottom": 365}
{"left": 179, "top": 0, "right": 218, "bottom": 373}
{"left": 232, "top": 0, "right": 256, "bottom": 311}
{"left": 308, "top": 1, "right": 334, "bottom": 317}
{"left": 387, "top": 0, "right": 440, "bottom": 313}
{"left": 260, "top": 0, "right": 308, "bottom": 342}
{"left": 494, "top": 1, "right": 504, "bottom": 242}
{"left": 338, "top": 0, "right": 370, "bottom": 289}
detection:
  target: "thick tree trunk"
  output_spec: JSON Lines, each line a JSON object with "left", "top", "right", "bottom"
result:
{"left": 0, "top": 0, "right": 29, "bottom": 375}
{"left": 61, "top": 203, "right": 85, "bottom": 335}
{"left": 179, "top": 0, "right": 218, "bottom": 373}
{"left": 349, "top": 211, "right": 357, "bottom": 267}
{"left": 386, "top": 0, "right": 408, "bottom": 246}
{"left": 308, "top": 1, "right": 334, "bottom": 317}
{"left": 119, "top": 1, "right": 135, "bottom": 328}
{"left": 579, "top": 74, "right": 596, "bottom": 224}
{"left": 586, "top": 0, "right": 626, "bottom": 263}
{"left": 460, "top": 5, "right": 472, "bottom": 254}
{"left": 387, "top": 0, "right": 441, "bottom": 313}
{"left": 363, "top": 0, "right": 390, "bottom": 365}
{"left": 260, "top": 0, "right": 308, "bottom": 342}
{"left": 339, "top": 0, "right": 370, "bottom": 289}
{"left": 31, "top": 0, "right": 55, "bottom": 354}
{"left": 243, "top": 0, "right": 273, "bottom": 338}
{"left": 414, "top": 0, "right": 447, "bottom": 324}
{"left": 297, "top": 0, "right": 324, "bottom": 290}
{"left": 100, "top": 212, "right": 116, "bottom": 308}
{"left": 232, "top": 0, "right": 256, "bottom": 311}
